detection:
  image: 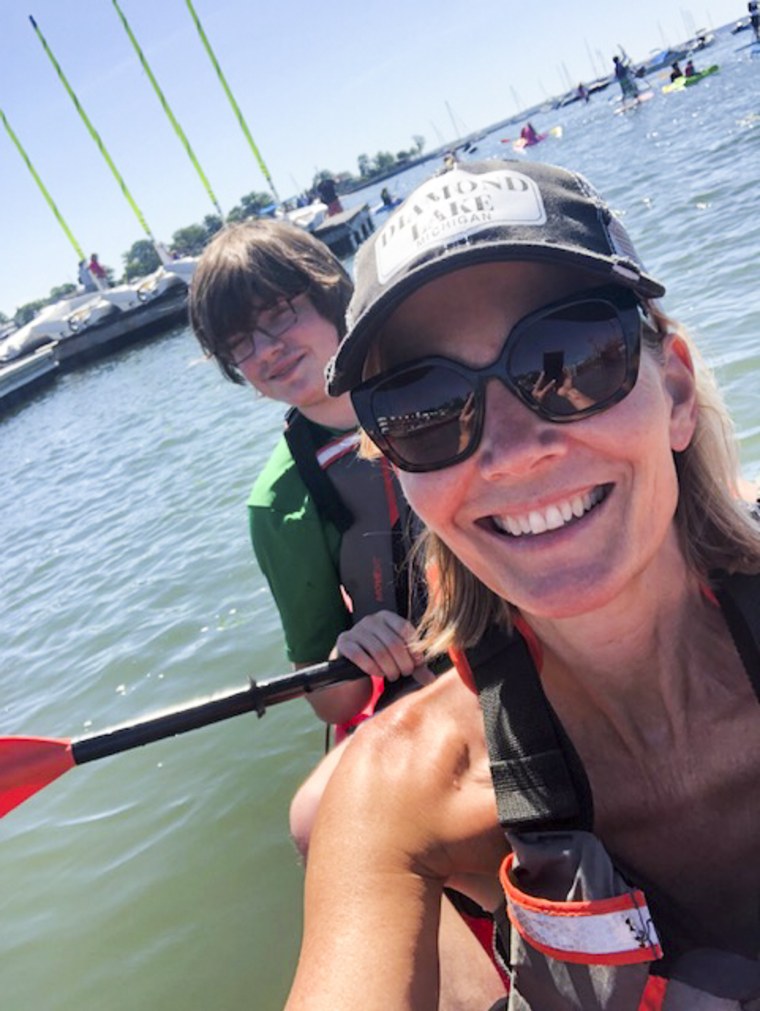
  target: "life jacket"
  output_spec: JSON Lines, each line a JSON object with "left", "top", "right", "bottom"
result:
{"left": 457, "top": 571, "right": 760, "bottom": 1010}
{"left": 284, "top": 409, "right": 425, "bottom": 723}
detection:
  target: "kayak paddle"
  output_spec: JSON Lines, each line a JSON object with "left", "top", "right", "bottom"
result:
{"left": 0, "top": 657, "right": 364, "bottom": 818}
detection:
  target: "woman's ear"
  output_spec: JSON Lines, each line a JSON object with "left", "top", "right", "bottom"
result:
{"left": 663, "top": 333, "right": 697, "bottom": 452}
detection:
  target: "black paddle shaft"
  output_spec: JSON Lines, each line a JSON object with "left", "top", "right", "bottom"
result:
{"left": 70, "top": 658, "right": 365, "bottom": 765}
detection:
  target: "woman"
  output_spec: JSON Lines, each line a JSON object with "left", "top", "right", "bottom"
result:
{"left": 286, "top": 161, "right": 760, "bottom": 1009}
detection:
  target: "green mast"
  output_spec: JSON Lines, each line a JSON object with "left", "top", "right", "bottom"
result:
{"left": 184, "top": 0, "right": 280, "bottom": 203}
{"left": 110, "top": 0, "right": 224, "bottom": 220}
{"left": 29, "top": 14, "right": 167, "bottom": 261}
{"left": 0, "top": 107, "right": 86, "bottom": 262}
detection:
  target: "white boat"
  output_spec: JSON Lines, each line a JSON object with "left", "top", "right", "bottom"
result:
{"left": 282, "top": 201, "right": 328, "bottom": 232}
{"left": 0, "top": 262, "right": 195, "bottom": 370}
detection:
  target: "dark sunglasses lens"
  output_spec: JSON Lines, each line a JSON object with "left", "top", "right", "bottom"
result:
{"left": 509, "top": 300, "right": 630, "bottom": 417}
{"left": 368, "top": 364, "right": 479, "bottom": 469}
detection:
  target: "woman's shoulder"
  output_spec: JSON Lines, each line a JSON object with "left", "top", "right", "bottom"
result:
{"left": 333, "top": 672, "right": 491, "bottom": 816}
{"left": 321, "top": 669, "right": 505, "bottom": 881}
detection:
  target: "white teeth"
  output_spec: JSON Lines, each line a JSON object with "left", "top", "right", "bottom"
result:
{"left": 494, "top": 487, "right": 606, "bottom": 538}
{"left": 545, "top": 505, "right": 565, "bottom": 530}
{"left": 527, "top": 510, "right": 547, "bottom": 534}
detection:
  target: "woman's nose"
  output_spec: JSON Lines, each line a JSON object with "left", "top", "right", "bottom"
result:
{"left": 475, "top": 379, "right": 568, "bottom": 479}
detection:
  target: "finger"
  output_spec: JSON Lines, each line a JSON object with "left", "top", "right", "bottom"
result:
{"left": 334, "top": 624, "right": 417, "bottom": 681}
{"left": 412, "top": 665, "right": 436, "bottom": 687}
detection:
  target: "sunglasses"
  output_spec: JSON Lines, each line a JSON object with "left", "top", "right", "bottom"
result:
{"left": 227, "top": 298, "right": 299, "bottom": 367}
{"left": 351, "top": 286, "right": 650, "bottom": 473}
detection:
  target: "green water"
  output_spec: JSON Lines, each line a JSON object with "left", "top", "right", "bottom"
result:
{"left": 1, "top": 28, "right": 759, "bottom": 1010}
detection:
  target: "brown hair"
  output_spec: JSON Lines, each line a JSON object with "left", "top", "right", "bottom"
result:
{"left": 188, "top": 219, "right": 353, "bottom": 384}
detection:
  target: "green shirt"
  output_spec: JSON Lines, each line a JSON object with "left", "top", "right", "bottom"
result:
{"left": 248, "top": 430, "right": 352, "bottom": 664}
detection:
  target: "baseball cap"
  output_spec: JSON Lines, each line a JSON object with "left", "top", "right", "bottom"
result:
{"left": 326, "top": 159, "right": 665, "bottom": 395}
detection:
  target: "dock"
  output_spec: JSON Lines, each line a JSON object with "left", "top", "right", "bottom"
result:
{"left": 313, "top": 204, "right": 375, "bottom": 259}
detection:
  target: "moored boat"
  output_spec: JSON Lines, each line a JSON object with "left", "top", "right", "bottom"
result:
{"left": 0, "top": 344, "right": 58, "bottom": 414}
{"left": 0, "top": 262, "right": 193, "bottom": 373}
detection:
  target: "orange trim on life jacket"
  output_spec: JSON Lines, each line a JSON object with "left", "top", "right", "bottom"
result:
{"left": 500, "top": 851, "right": 663, "bottom": 966}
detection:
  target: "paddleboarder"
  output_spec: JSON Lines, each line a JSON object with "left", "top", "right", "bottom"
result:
{"left": 613, "top": 54, "right": 639, "bottom": 99}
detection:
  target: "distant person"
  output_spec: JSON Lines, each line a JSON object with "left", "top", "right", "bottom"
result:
{"left": 441, "top": 150, "right": 458, "bottom": 171}
{"left": 613, "top": 54, "right": 639, "bottom": 99}
{"left": 684, "top": 58, "right": 696, "bottom": 77}
{"left": 520, "top": 122, "right": 540, "bottom": 144}
{"left": 88, "top": 253, "right": 110, "bottom": 290}
{"left": 77, "top": 259, "right": 97, "bottom": 293}
{"left": 750, "top": 0, "right": 760, "bottom": 41}
{"left": 576, "top": 81, "right": 590, "bottom": 102}
{"left": 315, "top": 176, "right": 343, "bottom": 216}
{"left": 670, "top": 61, "right": 684, "bottom": 81}
{"left": 380, "top": 187, "right": 394, "bottom": 207}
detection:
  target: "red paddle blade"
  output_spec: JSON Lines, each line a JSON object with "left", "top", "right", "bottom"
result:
{"left": 0, "top": 737, "right": 75, "bottom": 817}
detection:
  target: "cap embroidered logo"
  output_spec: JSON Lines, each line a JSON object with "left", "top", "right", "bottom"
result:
{"left": 375, "top": 168, "right": 547, "bottom": 284}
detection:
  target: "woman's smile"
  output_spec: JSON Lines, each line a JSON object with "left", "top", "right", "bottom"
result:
{"left": 484, "top": 483, "right": 611, "bottom": 538}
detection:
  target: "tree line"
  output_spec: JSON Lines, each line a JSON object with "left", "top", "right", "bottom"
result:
{"left": 2, "top": 138, "right": 425, "bottom": 329}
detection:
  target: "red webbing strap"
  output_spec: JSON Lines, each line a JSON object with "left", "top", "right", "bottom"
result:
{"left": 638, "top": 975, "right": 667, "bottom": 1010}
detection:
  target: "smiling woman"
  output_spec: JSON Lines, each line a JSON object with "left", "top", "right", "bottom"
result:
{"left": 286, "top": 160, "right": 760, "bottom": 1011}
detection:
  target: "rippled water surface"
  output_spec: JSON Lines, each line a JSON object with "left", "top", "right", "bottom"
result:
{"left": 1, "top": 29, "right": 758, "bottom": 1010}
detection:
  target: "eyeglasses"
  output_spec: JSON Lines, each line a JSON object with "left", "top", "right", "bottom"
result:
{"left": 227, "top": 298, "right": 299, "bottom": 366}
{"left": 351, "top": 286, "right": 649, "bottom": 473}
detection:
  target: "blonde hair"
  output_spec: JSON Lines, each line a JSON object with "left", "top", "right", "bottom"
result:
{"left": 362, "top": 307, "right": 760, "bottom": 655}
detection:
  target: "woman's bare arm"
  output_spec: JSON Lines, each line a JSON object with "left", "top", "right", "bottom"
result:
{"left": 285, "top": 671, "right": 506, "bottom": 1010}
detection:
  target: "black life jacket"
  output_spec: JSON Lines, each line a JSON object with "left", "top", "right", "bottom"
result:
{"left": 284, "top": 409, "right": 425, "bottom": 693}
{"left": 462, "top": 571, "right": 760, "bottom": 1010}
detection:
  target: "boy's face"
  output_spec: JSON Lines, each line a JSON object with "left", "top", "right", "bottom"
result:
{"left": 228, "top": 294, "right": 338, "bottom": 411}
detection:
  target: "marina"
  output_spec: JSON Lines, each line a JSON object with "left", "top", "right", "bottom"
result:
{"left": 1, "top": 23, "right": 758, "bottom": 1006}
{"left": 0, "top": 261, "right": 194, "bottom": 414}
{"left": 0, "top": 4, "right": 758, "bottom": 1008}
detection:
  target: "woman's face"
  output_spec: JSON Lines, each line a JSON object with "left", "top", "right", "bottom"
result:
{"left": 373, "top": 262, "right": 697, "bottom": 619}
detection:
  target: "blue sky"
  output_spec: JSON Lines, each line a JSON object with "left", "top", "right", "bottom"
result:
{"left": 0, "top": 0, "right": 746, "bottom": 316}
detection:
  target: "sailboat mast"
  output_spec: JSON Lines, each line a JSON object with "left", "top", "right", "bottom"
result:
{"left": 110, "top": 0, "right": 224, "bottom": 220}
{"left": 0, "top": 107, "right": 86, "bottom": 261}
{"left": 184, "top": 0, "right": 280, "bottom": 203}
{"left": 28, "top": 14, "right": 167, "bottom": 262}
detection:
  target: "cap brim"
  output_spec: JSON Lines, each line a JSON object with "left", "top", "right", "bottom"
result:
{"left": 327, "top": 243, "right": 665, "bottom": 396}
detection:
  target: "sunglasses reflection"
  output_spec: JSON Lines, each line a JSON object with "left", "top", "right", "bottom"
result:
{"left": 456, "top": 390, "right": 477, "bottom": 454}
{"left": 532, "top": 352, "right": 595, "bottom": 411}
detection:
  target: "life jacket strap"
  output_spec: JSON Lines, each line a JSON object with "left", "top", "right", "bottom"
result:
{"left": 283, "top": 408, "right": 354, "bottom": 533}
{"left": 467, "top": 625, "right": 593, "bottom": 832}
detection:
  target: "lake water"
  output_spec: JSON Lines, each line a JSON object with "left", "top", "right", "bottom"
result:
{"left": 1, "top": 28, "right": 758, "bottom": 1010}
